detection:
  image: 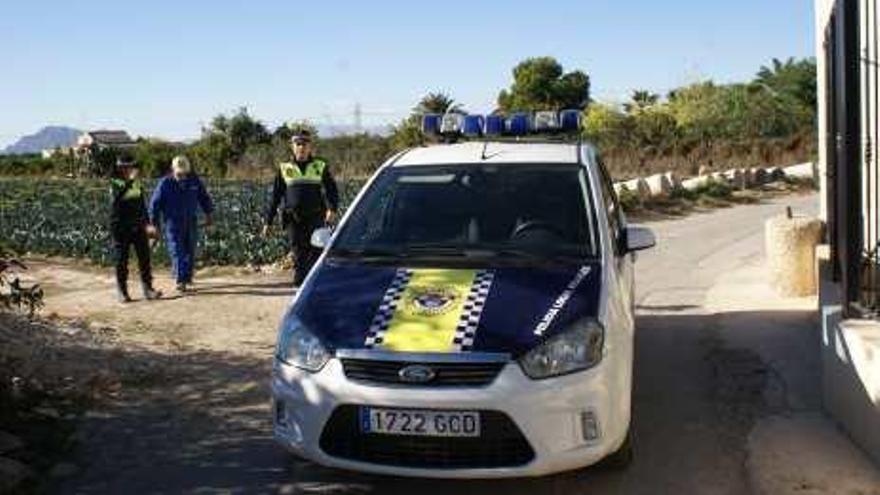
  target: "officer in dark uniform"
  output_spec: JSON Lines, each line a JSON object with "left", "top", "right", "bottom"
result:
{"left": 110, "top": 155, "right": 161, "bottom": 302}
{"left": 263, "top": 130, "right": 339, "bottom": 285}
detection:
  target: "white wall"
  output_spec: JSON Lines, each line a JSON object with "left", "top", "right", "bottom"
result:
{"left": 816, "top": 0, "right": 835, "bottom": 222}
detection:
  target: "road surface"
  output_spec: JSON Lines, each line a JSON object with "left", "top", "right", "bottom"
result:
{"left": 58, "top": 193, "right": 820, "bottom": 495}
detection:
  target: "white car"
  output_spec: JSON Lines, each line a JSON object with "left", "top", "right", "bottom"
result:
{"left": 271, "top": 139, "right": 656, "bottom": 478}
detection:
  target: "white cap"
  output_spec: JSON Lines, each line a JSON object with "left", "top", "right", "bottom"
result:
{"left": 172, "top": 155, "right": 191, "bottom": 174}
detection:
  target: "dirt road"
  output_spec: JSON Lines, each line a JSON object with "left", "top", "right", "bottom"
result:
{"left": 37, "top": 193, "right": 819, "bottom": 494}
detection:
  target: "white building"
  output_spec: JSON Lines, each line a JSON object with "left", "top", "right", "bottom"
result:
{"left": 815, "top": 0, "right": 880, "bottom": 466}
{"left": 75, "top": 130, "right": 136, "bottom": 152}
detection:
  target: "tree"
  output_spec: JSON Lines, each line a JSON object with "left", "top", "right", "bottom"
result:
{"left": 390, "top": 91, "right": 464, "bottom": 151}
{"left": 225, "top": 107, "right": 270, "bottom": 159}
{"left": 133, "top": 138, "right": 184, "bottom": 177}
{"left": 582, "top": 103, "right": 633, "bottom": 148}
{"left": 414, "top": 92, "right": 461, "bottom": 114}
{"left": 189, "top": 133, "right": 232, "bottom": 177}
{"left": 624, "top": 90, "right": 660, "bottom": 113}
{"left": 754, "top": 57, "right": 817, "bottom": 110}
{"left": 497, "top": 57, "right": 591, "bottom": 112}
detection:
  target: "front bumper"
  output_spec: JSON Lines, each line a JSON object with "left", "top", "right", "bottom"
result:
{"left": 271, "top": 356, "right": 629, "bottom": 478}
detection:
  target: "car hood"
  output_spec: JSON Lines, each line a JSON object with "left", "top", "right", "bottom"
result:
{"left": 293, "top": 260, "right": 603, "bottom": 357}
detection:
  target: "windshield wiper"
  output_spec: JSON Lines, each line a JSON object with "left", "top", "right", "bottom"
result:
{"left": 329, "top": 247, "right": 408, "bottom": 259}
{"left": 400, "top": 244, "right": 469, "bottom": 256}
{"left": 468, "top": 245, "right": 590, "bottom": 262}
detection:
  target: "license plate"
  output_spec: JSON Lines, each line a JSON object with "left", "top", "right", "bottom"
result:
{"left": 360, "top": 407, "right": 481, "bottom": 437}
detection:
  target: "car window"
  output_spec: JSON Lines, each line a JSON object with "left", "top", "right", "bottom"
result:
{"left": 333, "top": 164, "right": 597, "bottom": 259}
{"left": 596, "top": 158, "right": 624, "bottom": 254}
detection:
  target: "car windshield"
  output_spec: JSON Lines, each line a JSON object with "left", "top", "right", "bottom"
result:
{"left": 331, "top": 163, "right": 597, "bottom": 260}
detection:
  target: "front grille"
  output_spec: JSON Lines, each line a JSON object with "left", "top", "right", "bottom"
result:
{"left": 319, "top": 405, "right": 535, "bottom": 469}
{"left": 341, "top": 359, "right": 505, "bottom": 387}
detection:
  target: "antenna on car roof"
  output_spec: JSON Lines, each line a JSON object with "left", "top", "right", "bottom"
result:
{"left": 480, "top": 140, "right": 490, "bottom": 160}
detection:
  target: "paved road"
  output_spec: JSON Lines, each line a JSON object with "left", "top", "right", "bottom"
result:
{"left": 61, "top": 194, "right": 819, "bottom": 495}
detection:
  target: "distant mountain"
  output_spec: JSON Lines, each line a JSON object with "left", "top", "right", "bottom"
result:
{"left": 2, "top": 126, "right": 82, "bottom": 155}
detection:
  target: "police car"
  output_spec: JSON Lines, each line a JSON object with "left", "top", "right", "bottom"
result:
{"left": 271, "top": 110, "right": 656, "bottom": 478}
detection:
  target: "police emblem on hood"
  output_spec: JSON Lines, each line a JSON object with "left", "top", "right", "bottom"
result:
{"left": 406, "top": 286, "right": 459, "bottom": 316}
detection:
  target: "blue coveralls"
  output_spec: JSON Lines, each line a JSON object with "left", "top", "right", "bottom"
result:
{"left": 148, "top": 174, "right": 214, "bottom": 284}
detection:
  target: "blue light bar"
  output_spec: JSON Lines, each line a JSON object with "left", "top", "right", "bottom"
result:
{"left": 422, "top": 114, "right": 441, "bottom": 134}
{"left": 463, "top": 115, "right": 484, "bottom": 137}
{"left": 485, "top": 115, "right": 505, "bottom": 136}
{"left": 560, "top": 109, "right": 580, "bottom": 132}
{"left": 507, "top": 113, "right": 531, "bottom": 136}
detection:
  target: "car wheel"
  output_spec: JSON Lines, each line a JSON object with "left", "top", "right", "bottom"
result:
{"left": 597, "top": 428, "right": 633, "bottom": 469}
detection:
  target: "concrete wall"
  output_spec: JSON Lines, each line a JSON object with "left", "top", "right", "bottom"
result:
{"left": 816, "top": 0, "right": 834, "bottom": 222}
{"left": 817, "top": 247, "right": 880, "bottom": 466}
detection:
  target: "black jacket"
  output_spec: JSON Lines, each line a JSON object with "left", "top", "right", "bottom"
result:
{"left": 109, "top": 177, "right": 148, "bottom": 233}
{"left": 264, "top": 157, "right": 339, "bottom": 225}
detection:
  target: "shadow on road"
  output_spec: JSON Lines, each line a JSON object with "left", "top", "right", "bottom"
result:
{"left": 56, "top": 307, "right": 817, "bottom": 495}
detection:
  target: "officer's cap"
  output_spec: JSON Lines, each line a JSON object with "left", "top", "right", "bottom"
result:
{"left": 291, "top": 129, "right": 313, "bottom": 144}
{"left": 116, "top": 154, "right": 136, "bottom": 168}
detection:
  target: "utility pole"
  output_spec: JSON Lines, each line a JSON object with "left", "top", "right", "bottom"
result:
{"left": 354, "top": 102, "right": 363, "bottom": 134}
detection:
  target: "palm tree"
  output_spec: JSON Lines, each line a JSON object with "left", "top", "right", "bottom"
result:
{"left": 624, "top": 90, "right": 659, "bottom": 113}
{"left": 754, "top": 57, "right": 817, "bottom": 108}
{"left": 414, "top": 92, "right": 462, "bottom": 114}
{"left": 756, "top": 58, "right": 793, "bottom": 84}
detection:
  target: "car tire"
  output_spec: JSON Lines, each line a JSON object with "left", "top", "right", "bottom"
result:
{"left": 597, "top": 428, "right": 633, "bottom": 469}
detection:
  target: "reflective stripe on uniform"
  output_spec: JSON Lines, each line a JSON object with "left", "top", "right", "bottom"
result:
{"left": 364, "top": 268, "right": 495, "bottom": 352}
{"left": 279, "top": 159, "right": 326, "bottom": 185}
{"left": 111, "top": 178, "right": 143, "bottom": 201}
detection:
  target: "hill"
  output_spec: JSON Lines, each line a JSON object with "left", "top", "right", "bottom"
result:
{"left": 3, "top": 126, "right": 81, "bottom": 155}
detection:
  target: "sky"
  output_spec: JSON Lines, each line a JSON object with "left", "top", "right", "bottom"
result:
{"left": 0, "top": 0, "right": 815, "bottom": 147}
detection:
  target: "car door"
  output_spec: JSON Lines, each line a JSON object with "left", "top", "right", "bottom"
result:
{"left": 595, "top": 158, "right": 635, "bottom": 328}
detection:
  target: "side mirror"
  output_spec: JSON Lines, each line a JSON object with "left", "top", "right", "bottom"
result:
{"left": 624, "top": 225, "right": 656, "bottom": 252}
{"left": 310, "top": 227, "right": 333, "bottom": 249}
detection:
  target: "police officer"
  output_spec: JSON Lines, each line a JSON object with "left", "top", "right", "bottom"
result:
{"left": 262, "top": 130, "right": 339, "bottom": 285}
{"left": 110, "top": 154, "right": 161, "bottom": 303}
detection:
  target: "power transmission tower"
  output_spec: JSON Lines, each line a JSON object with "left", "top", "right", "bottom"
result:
{"left": 354, "top": 102, "right": 363, "bottom": 134}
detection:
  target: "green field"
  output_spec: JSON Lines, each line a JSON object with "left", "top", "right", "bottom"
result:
{"left": 0, "top": 178, "right": 365, "bottom": 266}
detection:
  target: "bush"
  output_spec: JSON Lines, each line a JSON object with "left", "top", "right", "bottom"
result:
{"left": 0, "top": 255, "right": 43, "bottom": 317}
{"left": 693, "top": 179, "right": 733, "bottom": 199}
{"left": 617, "top": 187, "right": 642, "bottom": 212}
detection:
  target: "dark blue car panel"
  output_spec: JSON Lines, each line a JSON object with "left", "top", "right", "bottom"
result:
{"left": 294, "top": 261, "right": 603, "bottom": 357}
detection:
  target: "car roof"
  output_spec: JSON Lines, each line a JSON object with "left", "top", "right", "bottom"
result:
{"left": 393, "top": 141, "right": 582, "bottom": 166}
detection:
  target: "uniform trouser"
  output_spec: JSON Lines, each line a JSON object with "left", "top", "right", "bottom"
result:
{"left": 164, "top": 219, "right": 198, "bottom": 284}
{"left": 286, "top": 212, "right": 323, "bottom": 285}
{"left": 113, "top": 226, "right": 152, "bottom": 291}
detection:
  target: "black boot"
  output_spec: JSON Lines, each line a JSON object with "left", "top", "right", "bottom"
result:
{"left": 117, "top": 282, "right": 132, "bottom": 303}
{"left": 142, "top": 281, "right": 162, "bottom": 300}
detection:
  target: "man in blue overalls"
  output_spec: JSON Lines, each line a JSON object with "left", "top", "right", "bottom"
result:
{"left": 148, "top": 156, "right": 214, "bottom": 294}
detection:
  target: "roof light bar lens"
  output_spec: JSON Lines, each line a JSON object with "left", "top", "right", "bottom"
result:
{"left": 463, "top": 115, "right": 484, "bottom": 137}
{"left": 507, "top": 113, "right": 531, "bottom": 136}
{"left": 560, "top": 109, "right": 581, "bottom": 132}
{"left": 422, "top": 114, "right": 441, "bottom": 135}
{"left": 485, "top": 115, "right": 505, "bottom": 136}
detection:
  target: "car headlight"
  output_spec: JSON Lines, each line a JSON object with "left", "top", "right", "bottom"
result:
{"left": 276, "top": 316, "right": 331, "bottom": 372}
{"left": 519, "top": 319, "right": 604, "bottom": 379}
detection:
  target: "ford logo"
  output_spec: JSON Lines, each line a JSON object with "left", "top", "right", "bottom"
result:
{"left": 398, "top": 364, "right": 436, "bottom": 383}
